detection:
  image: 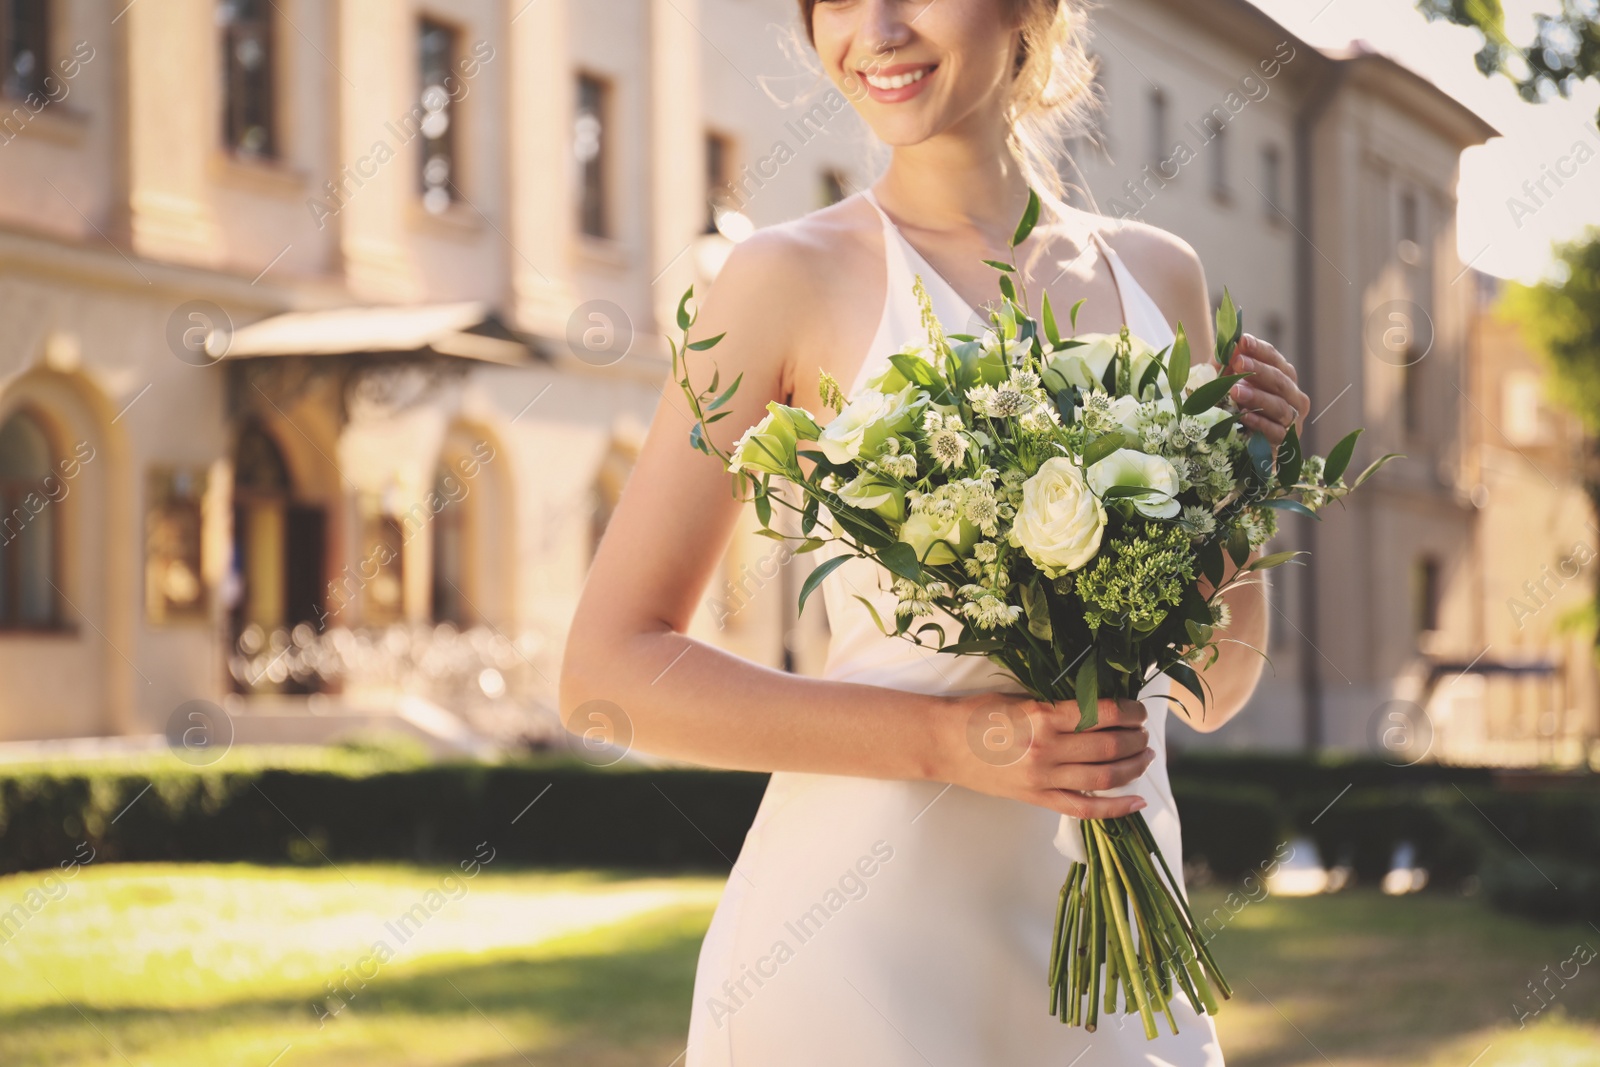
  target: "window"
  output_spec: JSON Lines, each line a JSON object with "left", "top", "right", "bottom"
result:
{"left": 821, "top": 169, "right": 848, "bottom": 207}
{"left": 706, "top": 132, "right": 734, "bottom": 233}
{"left": 419, "top": 18, "right": 460, "bottom": 214}
{"left": 1411, "top": 555, "right": 1441, "bottom": 635}
{"left": 1400, "top": 357, "right": 1423, "bottom": 439}
{"left": 1399, "top": 189, "right": 1419, "bottom": 244}
{"left": 1210, "top": 123, "right": 1229, "bottom": 200}
{"left": 2, "top": 0, "right": 48, "bottom": 102}
{"left": 219, "top": 0, "right": 276, "bottom": 158}
{"left": 0, "top": 410, "right": 58, "bottom": 628}
{"left": 1147, "top": 88, "right": 1168, "bottom": 171}
{"left": 362, "top": 514, "right": 405, "bottom": 626}
{"left": 1261, "top": 145, "right": 1282, "bottom": 218}
{"left": 1261, "top": 314, "right": 1285, "bottom": 351}
{"left": 146, "top": 467, "right": 208, "bottom": 623}
{"left": 431, "top": 467, "right": 467, "bottom": 625}
{"left": 575, "top": 73, "right": 609, "bottom": 238}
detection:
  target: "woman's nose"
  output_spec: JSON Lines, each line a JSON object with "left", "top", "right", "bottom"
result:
{"left": 860, "top": 0, "right": 914, "bottom": 58}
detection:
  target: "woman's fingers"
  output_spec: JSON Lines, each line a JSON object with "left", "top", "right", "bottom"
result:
{"left": 1039, "top": 788, "right": 1149, "bottom": 820}
{"left": 1048, "top": 747, "right": 1156, "bottom": 793}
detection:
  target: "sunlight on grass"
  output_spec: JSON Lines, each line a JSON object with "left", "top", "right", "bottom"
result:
{"left": 0, "top": 865, "right": 1595, "bottom": 1067}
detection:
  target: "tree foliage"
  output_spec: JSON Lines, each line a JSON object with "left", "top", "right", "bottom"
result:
{"left": 1418, "top": 0, "right": 1600, "bottom": 125}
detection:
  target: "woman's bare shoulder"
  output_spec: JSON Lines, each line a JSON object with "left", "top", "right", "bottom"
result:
{"left": 1076, "top": 209, "right": 1213, "bottom": 340}
{"left": 708, "top": 196, "right": 882, "bottom": 308}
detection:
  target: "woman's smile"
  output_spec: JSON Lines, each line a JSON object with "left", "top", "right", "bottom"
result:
{"left": 859, "top": 61, "right": 940, "bottom": 103}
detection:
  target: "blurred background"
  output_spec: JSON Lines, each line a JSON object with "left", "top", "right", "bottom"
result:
{"left": 0, "top": 0, "right": 1598, "bottom": 1065}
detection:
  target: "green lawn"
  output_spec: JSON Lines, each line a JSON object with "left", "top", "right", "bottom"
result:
{"left": 0, "top": 862, "right": 1595, "bottom": 1066}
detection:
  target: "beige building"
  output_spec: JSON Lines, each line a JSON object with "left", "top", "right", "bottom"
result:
{"left": 0, "top": 0, "right": 1589, "bottom": 766}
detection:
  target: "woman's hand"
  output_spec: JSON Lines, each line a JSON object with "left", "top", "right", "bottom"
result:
{"left": 1225, "top": 333, "right": 1310, "bottom": 448}
{"left": 936, "top": 695, "right": 1155, "bottom": 820}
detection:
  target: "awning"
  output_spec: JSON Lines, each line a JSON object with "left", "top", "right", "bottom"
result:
{"left": 222, "top": 302, "right": 537, "bottom": 367}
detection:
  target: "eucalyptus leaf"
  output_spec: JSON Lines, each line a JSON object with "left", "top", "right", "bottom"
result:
{"left": 1323, "top": 428, "right": 1362, "bottom": 483}
{"left": 676, "top": 286, "right": 695, "bottom": 331}
{"left": 1011, "top": 188, "right": 1041, "bottom": 248}
{"left": 1074, "top": 652, "right": 1099, "bottom": 732}
{"left": 798, "top": 554, "right": 851, "bottom": 613}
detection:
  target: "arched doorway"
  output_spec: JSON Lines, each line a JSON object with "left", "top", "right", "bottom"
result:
{"left": 229, "top": 421, "right": 326, "bottom": 691}
{"left": 0, "top": 408, "right": 60, "bottom": 629}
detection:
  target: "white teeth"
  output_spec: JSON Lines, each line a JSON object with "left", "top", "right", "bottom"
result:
{"left": 864, "top": 67, "right": 930, "bottom": 91}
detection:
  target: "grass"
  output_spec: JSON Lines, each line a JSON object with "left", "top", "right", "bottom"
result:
{"left": 0, "top": 863, "right": 1595, "bottom": 1066}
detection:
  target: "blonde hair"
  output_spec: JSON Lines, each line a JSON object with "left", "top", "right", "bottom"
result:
{"left": 793, "top": 0, "right": 1104, "bottom": 206}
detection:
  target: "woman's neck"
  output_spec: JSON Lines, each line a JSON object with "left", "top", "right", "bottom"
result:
{"left": 872, "top": 121, "right": 1034, "bottom": 243}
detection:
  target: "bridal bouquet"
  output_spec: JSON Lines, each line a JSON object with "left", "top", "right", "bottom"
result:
{"left": 670, "top": 191, "right": 1394, "bottom": 1038}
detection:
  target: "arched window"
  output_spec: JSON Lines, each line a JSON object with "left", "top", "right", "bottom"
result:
{"left": 0, "top": 410, "right": 59, "bottom": 628}
{"left": 431, "top": 464, "right": 467, "bottom": 625}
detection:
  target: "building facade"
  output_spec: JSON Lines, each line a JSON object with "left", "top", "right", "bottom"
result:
{"left": 0, "top": 0, "right": 1589, "bottom": 765}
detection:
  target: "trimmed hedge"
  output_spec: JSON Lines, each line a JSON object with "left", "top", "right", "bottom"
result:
{"left": 0, "top": 761, "right": 771, "bottom": 875}
{"left": 0, "top": 753, "right": 1595, "bottom": 926}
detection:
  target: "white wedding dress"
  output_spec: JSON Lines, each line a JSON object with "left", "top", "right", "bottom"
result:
{"left": 685, "top": 188, "right": 1225, "bottom": 1066}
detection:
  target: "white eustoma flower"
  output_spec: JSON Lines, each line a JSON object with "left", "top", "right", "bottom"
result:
{"left": 1182, "top": 362, "right": 1219, "bottom": 395}
{"left": 816, "top": 384, "right": 924, "bottom": 464}
{"left": 1086, "top": 448, "right": 1183, "bottom": 519}
{"left": 1048, "top": 332, "right": 1162, "bottom": 394}
{"left": 1009, "top": 457, "right": 1107, "bottom": 578}
{"left": 837, "top": 470, "right": 908, "bottom": 522}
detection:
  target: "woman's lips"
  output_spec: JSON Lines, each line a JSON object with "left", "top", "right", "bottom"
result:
{"left": 857, "top": 63, "right": 937, "bottom": 104}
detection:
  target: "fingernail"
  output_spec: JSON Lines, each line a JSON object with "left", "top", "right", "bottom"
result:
{"left": 1130, "top": 798, "right": 1147, "bottom": 811}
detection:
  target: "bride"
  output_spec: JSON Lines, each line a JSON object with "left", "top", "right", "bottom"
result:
{"left": 562, "top": 1, "right": 1312, "bottom": 1063}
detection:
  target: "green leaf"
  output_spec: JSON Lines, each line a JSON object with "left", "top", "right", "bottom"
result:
{"left": 1198, "top": 538, "right": 1225, "bottom": 587}
{"left": 1214, "top": 287, "right": 1241, "bottom": 364}
{"left": 1323, "top": 428, "right": 1362, "bottom": 483}
{"left": 1040, "top": 291, "right": 1062, "bottom": 349}
{"left": 1167, "top": 323, "right": 1190, "bottom": 398}
{"left": 1243, "top": 549, "right": 1305, "bottom": 572}
{"left": 852, "top": 593, "right": 895, "bottom": 636}
{"left": 1165, "top": 660, "right": 1207, "bottom": 720}
{"left": 676, "top": 286, "right": 695, "bottom": 331}
{"left": 915, "top": 622, "right": 947, "bottom": 646}
{"left": 878, "top": 541, "right": 925, "bottom": 583}
{"left": 705, "top": 371, "right": 743, "bottom": 412}
{"left": 999, "top": 273, "right": 1017, "bottom": 303}
{"left": 688, "top": 422, "right": 705, "bottom": 453}
{"left": 983, "top": 259, "right": 1017, "bottom": 272}
{"left": 1261, "top": 497, "right": 1319, "bottom": 520}
{"left": 1351, "top": 451, "right": 1403, "bottom": 489}
{"left": 1277, "top": 420, "right": 1303, "bottom": 488}
{"left": 1137, "top": 353, "right": 1163, "bottom": 397}
{"left": 801, "top": 496, "right": 819, "bottom": 535}
{"left": 889, "top": 352, "right": 942, "bottom": 389}
{"left": 1021, "top": 578, "right": 1053, "bottom": 642}
{"left": 1070, "top": 297, "right": 1086, "bottom": 332}
{"left": 753, "top": 484, "right": 772, "bottom": 526}
{"left": 1073, "top": 651, "right": 1099, "bottom": 732}
{"left": 1182, "top": 373, "right": 1248, "bottom": 415}
{"left": 1206, "top": 413, "right": 1241, "bottom": 442}
{"left": 1081, "top": 430, "right": 1129, "bottom": 467}
{"left": 1011, "top": 188, "right": 1041, "bottom": 248}
{"left": 687, "top": 332, "right": 726, "bottom": 351}
{"left": 1226, "top": 523, "right": 1251, "bottom": 567}
{"left": 1099, "top": 483, "right": 1163, "bottom": 499}
{"left": 1246, "top": 428, "right": 1275, "bottom": 486}
{"left": 795, "top": 537, "right": 825, "bottom": 553}
{"left": 798, "top": 554, "right": 851, "bottom": 614}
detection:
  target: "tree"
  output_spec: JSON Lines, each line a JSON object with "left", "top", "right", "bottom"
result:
{"left": 1418, "top": 0, "right": 1600, "bottom": 126}
{"left": 1500, "top": 229, "right": 1600, "bottom": 644}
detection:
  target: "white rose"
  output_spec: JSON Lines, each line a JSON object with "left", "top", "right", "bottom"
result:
{"left": 1009, "top": 457, "right": 1107, "bottom": 578}
{"left": 816, "top": 383, "right": 924, "bottom": 464}
{"left": 1086, "top": 448, "right": 1183, "bottom": 519}
{"left": 1107, "top": 394, "right": 1144, "bottom": 434}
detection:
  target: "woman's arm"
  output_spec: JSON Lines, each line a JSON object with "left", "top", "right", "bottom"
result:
{"left": 1116, "top": 228, "right": 1307, "bottom": 733}
{"left": 559, "top": 226, "right": 1154, "bottom": 820}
